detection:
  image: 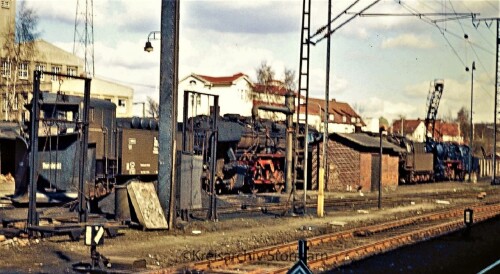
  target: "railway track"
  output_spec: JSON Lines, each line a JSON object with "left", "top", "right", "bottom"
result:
{"left": 191, "top": 187, "right": 500, "bottom": 217}
{"left": 159, "top": 201, "right": 500, "bottom": 273}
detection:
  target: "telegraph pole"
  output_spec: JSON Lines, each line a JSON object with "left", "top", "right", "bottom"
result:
{"left": 472, "top": 17, "right": 499, "bottom": 185}
{"left": 158, "top": 0, "right": 180, "bottom": 229}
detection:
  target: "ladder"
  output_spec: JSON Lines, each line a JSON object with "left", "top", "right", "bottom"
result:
{"left": 292, "top": 0, "right": 311, "bottom": 200}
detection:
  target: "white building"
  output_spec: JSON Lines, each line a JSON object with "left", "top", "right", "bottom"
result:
{"left": 177, "top": 73, "right": 254, "bottom": 122}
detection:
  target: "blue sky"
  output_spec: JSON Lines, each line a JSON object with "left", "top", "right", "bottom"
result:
{"left": 25, "top": 0, "right": 499, "bottom": 123}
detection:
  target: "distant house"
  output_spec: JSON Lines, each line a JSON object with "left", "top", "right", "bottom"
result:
{"left": 177, "top": 73, "right": 253, "bottom": 122}
{"left": 433, "top": 120, "right": 462, "bottom": 143}
{"left": 391, "top": 119, "right": 462, "bottom": 143}
{"left": 310, "top": 133, "right": 403, "bottom": 192}
{"left": 305, "top": 98, "right": 364, "bottom": 133}
{"left": 252, "top": 80, "right": 291, "bottom": 121}
{"left": 391, "top": 119, "right": 426, "bottom": 142}
{"left": 177, "top": 72, "right": 363, "bottom": 134}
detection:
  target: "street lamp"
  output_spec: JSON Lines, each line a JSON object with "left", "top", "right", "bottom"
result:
{"left": 466, "top": 61, "right": 476, "bottom": 182}
{"left": 144, "top": 31, "right": 161, "bottom": 52}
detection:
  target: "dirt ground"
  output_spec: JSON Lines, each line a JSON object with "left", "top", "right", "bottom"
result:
{"left": 0, "top": 177, "right": 498, "bottom": 273}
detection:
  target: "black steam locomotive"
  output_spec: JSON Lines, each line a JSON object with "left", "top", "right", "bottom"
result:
{"left": 388, "top": 134, "right": 478, "bottom": 184}
{"left": 10, "top": 92, "right": 159, "bottom": 204}
{"left": 6, "top": 92, "right": 289, "bottom": 206}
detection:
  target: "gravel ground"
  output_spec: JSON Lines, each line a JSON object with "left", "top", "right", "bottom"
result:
{"left": 0, "top": 178, "right": 498, "bottom": 273}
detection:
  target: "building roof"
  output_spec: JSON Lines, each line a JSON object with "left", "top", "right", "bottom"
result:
{"left": 192, "top": 72, "right": 248, "bottom": 86}
{"left": 307, "top": 97, "right": 365, "bottom": 126}
{"left": 391, "top": 119, "right": 423, "bottom": 135}
{"left": 434, "top": 120, "right": 460, "bottom": 137}
{"left": 332, "top": 132, "right": 405, "bottom": 154}
{"left": 252, "top": 81, "right": 290, "bottom": 96}
{"left": 34, "top": 39, "right": 84, "bottom": 67}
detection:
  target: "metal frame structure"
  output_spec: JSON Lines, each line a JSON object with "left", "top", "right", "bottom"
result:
{"left": 28, "top": 70, "right": 92, "bottom": 236}
{"left": 182, "top": 90, "right": 219, "bottom": 221}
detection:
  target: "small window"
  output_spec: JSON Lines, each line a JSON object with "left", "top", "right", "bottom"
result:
{"left": 329, "top": 114, "right": 334, "bottom": 121}
{"left": 35, "top": 64, "right": 46, "bottom": 80}
{"left": 67, "top": 66, "right": 77, "bottom": 77}
{"left": 2, "top": 95, "right": 7, "bottom": 112}
{"left": 342, "top": 115, "right": 347, "bottom": 123}
{"left": 351, "top": 117, "right": 356, "bottom": 123}
{"left": 1, "top": 61, "right": 11, "bottom": 78}
{"left": 51, "top": 66, "right": 61, "bottom": 81}
{"left": 1, "top": 0, "right": 10, "bottom": 9}
{"left": 118, "top": 99, "right": 126, "bottom": 107}
{"left": 11, "top": 94, "right": 18, "bottom": 110}
{"left": 18, "top": 63, "right": 28, "bottom": 79}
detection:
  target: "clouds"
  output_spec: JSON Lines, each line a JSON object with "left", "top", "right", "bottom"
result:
{"left": 23, "top": 0, "right": 498, "bottom": 123}
{"left": 183, "top": 0, "right": 301, "bottom": 34}
{"left": 381, "top": 34, "right": 437, "bottom": 49}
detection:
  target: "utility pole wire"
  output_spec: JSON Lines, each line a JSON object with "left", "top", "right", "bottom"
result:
{"left": 309, "top": 0, "right": 361, "bottom": 41}
{"left": 312, "top": 0, "right": 381, "bottom": 45}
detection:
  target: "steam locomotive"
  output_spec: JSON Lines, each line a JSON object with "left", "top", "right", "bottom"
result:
{"left": 7, "top": 92, "right": 288, "bottom": 205}
{"left": 389, "top": 134, "right": 478, "bottom": 184}
{"left": 10, "top": 92, "right": 159, "bottom": 204}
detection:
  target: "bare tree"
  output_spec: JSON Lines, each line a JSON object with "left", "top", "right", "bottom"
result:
{"left": 147, "top": 96, "right": 159, "bottom": 118}
{"left": 456, "top": 106, "right": 470, "bottom": 143}
{"left": 1, "top": 1, "right": 39, "bottom": 121}
{"left": 256, "top": 60, "right": 275, "bottom": 86}
{"left": 283, "top": 68, "right": 296, "bottom": 92}
{"left": 254, "top": 61, "right": 296, "bottom": 120}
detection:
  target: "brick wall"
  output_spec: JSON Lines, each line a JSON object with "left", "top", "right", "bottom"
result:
{"left": 310, "top": 139, "right": 399, "bottom": 192}
{"left": 359, "top": 153, "right": 372, "bottom": 191}
{"left": 324, "top": 139, "right": 360, "bottom": 191}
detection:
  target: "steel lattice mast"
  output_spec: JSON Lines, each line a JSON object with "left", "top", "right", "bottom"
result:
{"left": 73, "top": 0, "right": 95, "bottom": 77}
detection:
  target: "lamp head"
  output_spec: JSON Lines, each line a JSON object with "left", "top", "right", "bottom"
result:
{"left": 144, "top": 41, "right": 153, "bottom": 52}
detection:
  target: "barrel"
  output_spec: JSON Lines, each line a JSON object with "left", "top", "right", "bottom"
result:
{"left": 114, "top": 184, "right": 131, "bottom": 222}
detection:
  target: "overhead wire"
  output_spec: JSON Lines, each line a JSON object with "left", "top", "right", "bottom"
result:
{"left": 310, "top": 0, "right": 381, "bottom": 44}
{"left": 399, "top": 0, "right": 495, "bottom": 100}
{"left": 309, "top": 0, "right": 362, "bottom": 41}
{"left": 315, "top": 0, "right": 381, "bottom": 44}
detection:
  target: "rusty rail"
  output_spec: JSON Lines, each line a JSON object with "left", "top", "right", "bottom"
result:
{"left": 270, "top": 206, "right": 500, "bottom": 274}
{"left": 157, "top": 202, "right": 500, "bottom": 273}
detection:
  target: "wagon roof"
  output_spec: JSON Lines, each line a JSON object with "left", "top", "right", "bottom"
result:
{"left": 332, "top": 133, "right": 405, "bottom": 154}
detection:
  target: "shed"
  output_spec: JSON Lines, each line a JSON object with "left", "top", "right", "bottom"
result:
{"left": 310, "top": 133, "right": 404, "bottom": 192}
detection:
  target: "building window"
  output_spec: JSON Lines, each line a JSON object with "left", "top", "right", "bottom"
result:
{"left": 329, "top": 114, "right": 334, "bottom": 121}
{"left": 1, "top": 61, "right": 11, "bottom": 78}
{"left": 351, "top": 117, "right": 356, "bottom": 123}
{"left": 35, "top": 64, "right": 46, "bottom": 80}
{"left": 342, "top": 115, "right": 347, "bottom": 123}
{"left": 12, "top": 94, "right": 17, "bottom": 110}
{"left": 117, "top": 99, "right": 127, "bottom": 114}
{"left": 67, "top": 66, "right": 77, "bottom": 77}
{"left": 51, "top": 65, "right": 61, "bottom": 81}
{"left": 2, "top": 95, "right": 6, "bottom": 112}
{"left": 118, "top": 99, "right": 126, "bottom": 107}
{"left": 1, "top": 0, "right": 10, "bottom": 9}
{"left": 2, "top": 94, "right": 18, "bottom": 110}
{"left": 18, "top": 63, "right": 28, "bottom": 79}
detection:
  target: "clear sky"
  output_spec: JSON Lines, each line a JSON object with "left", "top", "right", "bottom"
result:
{"left": 24, "top": 0, "right": 499, "bottom": 123}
